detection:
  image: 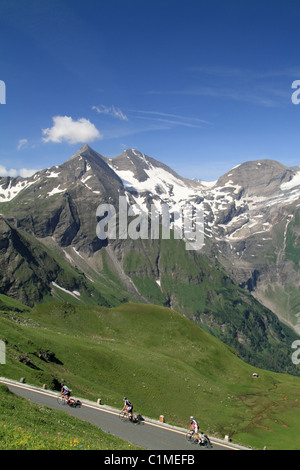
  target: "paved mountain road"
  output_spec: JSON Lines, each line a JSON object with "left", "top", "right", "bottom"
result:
{"left": 0, "top": 378, "right": 247, "bottom": 451}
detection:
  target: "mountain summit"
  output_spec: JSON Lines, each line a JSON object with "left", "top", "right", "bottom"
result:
{"left": 216, "top": 159, "right": 296, "bottom": 197}
{"left": 108, "top": 148, "right": 186, "bottom": 184}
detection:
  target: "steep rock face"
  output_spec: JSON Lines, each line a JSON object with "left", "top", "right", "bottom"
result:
{"left": 0, "top": 215, "right": 129, "bottom": 308}
{"left": 0, "top": 145, "right": 125, "bottom": 255}
{"left": 207, "top": 161, "right": 300, "bottom": 331}
{"left": 0, "top": 217, "right": 61, "bottom": 305}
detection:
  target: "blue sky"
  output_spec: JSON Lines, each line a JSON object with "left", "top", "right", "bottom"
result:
{"left": 0, "top": 0, "right": 300, "bottom": 181}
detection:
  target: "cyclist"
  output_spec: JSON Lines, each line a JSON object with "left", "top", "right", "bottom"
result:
{"left": 189, "top": 416, "right": 200, "bottom": 442}
{"left": 122, "top": 397, "right": 133, "bottom": 421}
{"left": 60, "top": 383, "right": 72, "bottom": 404}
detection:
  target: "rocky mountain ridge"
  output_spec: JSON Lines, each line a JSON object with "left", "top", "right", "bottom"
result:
{"left": 0, "top": 144, "right": 299, "bottom": 375}
{"left": 0, "top": 144, "right": 299, "bottom": 328}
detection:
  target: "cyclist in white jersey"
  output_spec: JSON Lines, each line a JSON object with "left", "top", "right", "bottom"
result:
{"left": 190, "top": 416, "right": 200, "bottom": 441}
{"left": 122, "top": 397, "right": 133, "bottom": 420}
{"left": 60, "top": 383, "right": 71, "bottom": 403}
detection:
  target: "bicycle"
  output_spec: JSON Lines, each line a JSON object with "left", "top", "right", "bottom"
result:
{"left": 119, "top": 410, "right": 130, "bottom": 421}
{"left": 57, "top": 394, "right": 81, "bottom": 408}
{"left": 185, "top": 431, "right": 212, "bottom": 448}
{"left": 57, "top": 395, "right": 68, "bottom": 406}
{"left": 198, "top": 433, "right": 212, "bottom": 448}
{"left": 119, "top": 410, "right": 141, "bottom": 424}
{"left": 185, "top": 430, "right": 199, "bottom": 444}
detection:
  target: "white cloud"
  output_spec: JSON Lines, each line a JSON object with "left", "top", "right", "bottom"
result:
{"left": 92, "top": 105, "right": 128, "bottom": 121}
{"left": 42, "top": 115, "right": 102, "bottom": 144}
{"left": 0, "top": 166, "right": 17, "bottom": 177}
{"left": 19, "top": 168, "right": 39, "bottom": 177}
{"left": 17, "top": 138, "right": 28, "bottom": 150}
{"left": 0, "top": 165, "right": 39, "bottom": 178}
{"left": 126, "top": 109, "right": 211, "bottom": 129}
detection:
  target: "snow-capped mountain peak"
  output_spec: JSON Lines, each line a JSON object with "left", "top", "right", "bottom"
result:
{"left": 0, "top": 145, "right": 299, "bottom": 333}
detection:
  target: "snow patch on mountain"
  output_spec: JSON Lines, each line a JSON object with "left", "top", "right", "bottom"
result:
{"left": 47, "top": 185, "right": 66, "bottom": 197}
{"left": 0, "top": 179, "right": 36, "bottom": 201}
{"left": 281, "top": 170, "right": 300, "bottom": 190}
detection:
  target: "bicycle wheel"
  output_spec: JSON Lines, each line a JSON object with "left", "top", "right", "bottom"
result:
{"left": 132, "top": 413, "right": 141, "bottom": 424}
{"left": 202, "top": 436, "right": 212, "bottom": 448}
{"left": 185, "top": 431, "right": 197, "bottom": 444}
{"left": 57, "top": 396, "right": 67, "bottom": 405}
{"left": 119, "top": 411, "right": 129, "bottom": 422}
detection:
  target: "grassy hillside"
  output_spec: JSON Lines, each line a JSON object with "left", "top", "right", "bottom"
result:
{"left": 121, "top": 237, "right": 299, "bottom": 376}
{"left": 1, "top": 296, "right": 300, "bottom": 449}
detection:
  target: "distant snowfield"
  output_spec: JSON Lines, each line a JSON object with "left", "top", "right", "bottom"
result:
{"left": 51, "top": 281, "right": 81, "bottom": 299}
{"left": 0, "top": 153, "right": 299, "bottom": 248}
{"left": 114, "top": 165, "right": 196, "bottom": 203}
{"left": 281, "top": 170, "right": 300, "bottom": 191}
{"left": 47, "top": 185, "right": 65, "bottom": 197}
{"left": 0, "top": 179, "right": 36, "bottom": 201}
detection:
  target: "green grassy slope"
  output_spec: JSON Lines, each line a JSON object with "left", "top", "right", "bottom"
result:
{"left": 122, "top": 237, "right": 299, "bottom": 376}
{"left": 1, "top": 297, "right": 300, "bottom": 449}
